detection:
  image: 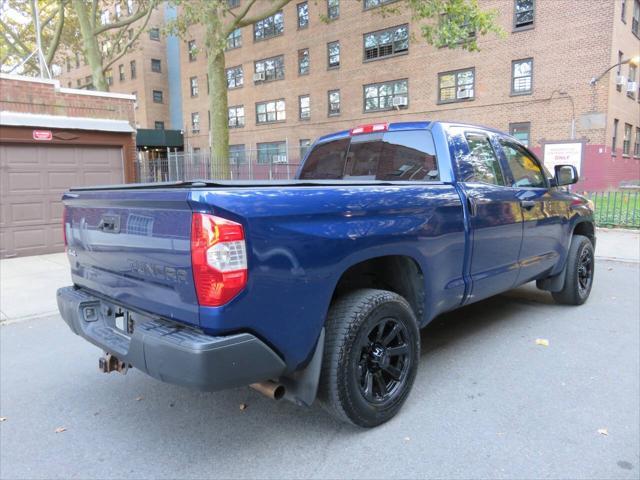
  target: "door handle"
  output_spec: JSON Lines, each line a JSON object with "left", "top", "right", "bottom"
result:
{"left": 520, "top": 200, "right": 536, "bottom": 210}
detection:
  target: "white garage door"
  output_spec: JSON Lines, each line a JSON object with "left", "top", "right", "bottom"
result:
{"left": 0, "top": 144, "right": 123, "bottom": 258}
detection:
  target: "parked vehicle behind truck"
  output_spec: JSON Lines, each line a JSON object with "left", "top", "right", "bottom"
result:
{"left": 57, "top": 121, "right": 595, "bottom": 427}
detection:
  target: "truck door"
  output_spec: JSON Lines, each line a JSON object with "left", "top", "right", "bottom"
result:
{"left": 454, "top": 129, "right": 524, "bottom": 303}
{"left": 496, "top": 137, "right": 567, "bottom": 284}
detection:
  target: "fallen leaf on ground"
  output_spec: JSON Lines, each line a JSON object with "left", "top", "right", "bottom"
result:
{"left": 239, "top": 403, "right": 247, "bottom": 411}
{"left": 597, "top": 428, "right": 609, "bottom": 436}
{"left": 535, "top": 338, "right": 549, "bottom": 347}
{"left": 54, "top": 427, "right": 66, "bottom": 433}
{"left": 135, "top": 396, "right": 143, "bottom": 401}
{"left": 0, "top": 417, "right": 6, "bottom": 422}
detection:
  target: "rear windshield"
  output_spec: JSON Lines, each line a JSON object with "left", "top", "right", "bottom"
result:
{"left": 299, "top": 130, "right": 439, "bottom": 181}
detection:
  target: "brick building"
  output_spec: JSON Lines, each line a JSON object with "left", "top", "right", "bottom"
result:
{"left": 180, "top": 0, "right": 640, "bottom": 189}
{"left": 0, "top": 74, "right": 136, "bottom": 257}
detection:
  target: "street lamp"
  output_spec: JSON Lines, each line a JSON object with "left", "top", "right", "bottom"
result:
{"left": 589, "top": 55, "right": 640, "bottom": 86}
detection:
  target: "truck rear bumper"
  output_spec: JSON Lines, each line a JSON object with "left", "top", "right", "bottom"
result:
{"left": 56, "top": 286, "right": 286, "bottom": 391}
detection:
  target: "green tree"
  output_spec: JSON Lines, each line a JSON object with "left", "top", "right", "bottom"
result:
{"left": 169, "top": 0, "right": 292, "bottom": 180}
{"left": 70, "top": 0, "right": 159, "bottom": 91}
{"left": 0, "top": 0, "right": 68, "bottom": 76}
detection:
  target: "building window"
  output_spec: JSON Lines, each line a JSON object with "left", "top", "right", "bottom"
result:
{"left": 364, "top": 0, "right": 396, "bottom": 9}
{"left": 327, "top": 0, "right": 339, "bottom": 20}
{"left": 228, "top": 105, "right": 245, "bottom": 128}
{"left": 130, "top": 60, "right": 137, "bottom": 79}
{"left": 226, "top": 28, "right": 242, "bottom": 49}
{"left": 254, "top": 55, "right": 285, "bottom": 83}
{"left": 438, "top": 68, "right": 474, "bottom": 103}
{"left": 149, "top": 27, "right": 160, "bottom": 41}
{"left": 514, "top": 0, "right": 534, "bottom": 29}
{"left": 298, "top": 2, "right": 309, "bottom": 28}
{"left": 85, "top": 75, "right": 93, "bottom": 90}
{"left": 151, "top": 58, "right": 162, "bottom": 73}
{"left": 254, "top": 11, "right": 284, "bottom": 41}
{"left": 191, "top": 112, "right": 200, "bottom": 133}
{"left": 512, "top": 58, "right": 533, "bottom": 95}
{"left": 229, "top": 145, "right": 246, "bottom": 165}
{"left": 617, "top": 51, "right": 624, "bottom": 92}
{"left": 298, "top": 48, "right": 310, "bottom": 75}
{"left": 76, "top": 79, "right": 81, "bottom": 87}
{"left": 115, "top": 3, "right": 122, "bottom": 19}
{"left": 300, "top": 139, "right": 312, "bottom": 158}
{"left": 623, "top": 123, "right": 632, "bottom": 155}
{"left": 66, "top": 58, "right": 71, "bottom": 72}
{"left": 509, "top": 122, "right": 531, "bottom": 146}
{"left": 628, "top": 65, "right": 637, "bottom": 99}
{"left": 257, "top": 142, "right": 287, "bottom": 165}
{"left": 227, "top": 0, "right": 240, "bottom": 7}
{"left": 67, "top": 81, "right": 71, "bottom": 87}
{"left": 256, "top": 99, "right": 286, "bottom": 124}
{"left": 633, "top": 0, "right": 640, "bottom": 36}
{"left": 226, "top": 65, "right": 244, "bottom": 89}
{"left": 364, "top": 25, "right": 408, "bottom": 61}
{"left": 622, "top": 0, "right": 627, "bottom": 22}
{"left": 299, "top": 95, "right": 311, "bottom": 119}
{"left": 327, "top": 41, "right": 340, "bottom": 69}
{"left": 328, "top": 89, "right": 340, "bottom": 116}
{"left": 634, "top": 127, "right": 640, "bottom": 156}
{"left": 127, "top": 0, "right": 134, "bottom": 15}
{"left": 119, "top": 64, "right": 125, "bottom": 81}
{"left": 154, "top": 121, "right": 165, "bottom": 130}
{"left": 364, "top": 79, "right": 408, "bottom": 112}
{"left": 75, "top": 52, "right": 80, "bottom": 68}
{"left": 188, "top": 40, "right": 197, "bottom": 61}
{"left": 190, "top": 76, "right": 199, "bottom": 97}
{"left": 153, "top": 90, "right": 163, "bottom": 103}
{"left": 105, "top": 68, "right": 113, "bottom": 86}
{"left": 612, "top": 119, "right": 619, "bottom": 154}
{"left": 128, "top": 28, "right": 133, "bottom": 40}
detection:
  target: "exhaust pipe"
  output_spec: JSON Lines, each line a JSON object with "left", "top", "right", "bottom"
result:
{"left": 250, "top": 381, "right": 285, "bottom": 400}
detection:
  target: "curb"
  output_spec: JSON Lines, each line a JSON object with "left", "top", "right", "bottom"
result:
{"left": 0, "top": 310, "right": 60, "bottom": 326}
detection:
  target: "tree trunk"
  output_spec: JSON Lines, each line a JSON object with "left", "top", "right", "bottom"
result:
{"left": 205, "top": 4, "right": 229, "bottom": 180}
{"left": 72, "top": 0, "right": 108, "bottom": 91}
{"left": 207, "top": 50, "right": 229, "bottom": 179}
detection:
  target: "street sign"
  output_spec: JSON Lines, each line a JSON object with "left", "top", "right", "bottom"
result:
{"left": 32, "top": 130, "right": 53, "bottom": 141}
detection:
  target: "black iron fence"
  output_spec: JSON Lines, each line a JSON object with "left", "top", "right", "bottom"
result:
{"left": 585, "top": 191, "right": 640, "bottom": 228}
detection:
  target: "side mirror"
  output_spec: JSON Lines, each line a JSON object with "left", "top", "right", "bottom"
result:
{"left": 554, "top": 164, "right": 579, "bottom": 186}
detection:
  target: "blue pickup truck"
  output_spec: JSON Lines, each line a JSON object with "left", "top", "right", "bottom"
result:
{"left": 57, "top": 121, "right": 595, "bottom": 427}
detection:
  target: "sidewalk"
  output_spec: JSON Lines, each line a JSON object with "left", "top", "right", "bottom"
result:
{"left": 1, "top": 228, "right": 638, "bottom": 324}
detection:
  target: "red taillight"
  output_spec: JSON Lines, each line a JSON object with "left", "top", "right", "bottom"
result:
{"left": 191, "top": 213, "right": 247, "bottom": 307}
{"left": 62, "top": 206, "right": 68, "bottom": 248}
{"left": 350, "top": 123, "right": 388, "bottom": 136}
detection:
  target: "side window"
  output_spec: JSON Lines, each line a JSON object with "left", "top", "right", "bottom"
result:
{"left": 500, "top": 140, "right": 546, "bottom": 188}
{"left": 462, "top": 132, "right": 505, "bottom": 185}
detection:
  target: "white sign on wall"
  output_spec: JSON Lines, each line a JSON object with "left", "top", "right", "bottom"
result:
{"left": 543, "top": 142, "right": 583, "bottom": 174}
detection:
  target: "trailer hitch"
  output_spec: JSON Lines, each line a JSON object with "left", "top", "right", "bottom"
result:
{"left": 98, "top": 353, "right": 129, "bottom": 374}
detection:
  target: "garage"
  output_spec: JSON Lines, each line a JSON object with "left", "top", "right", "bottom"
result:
{"left": 0, "top": 74, "right": 137, "bottom": 258}
{"left": 0, "top": 144, "right": 124, "bottom": 257}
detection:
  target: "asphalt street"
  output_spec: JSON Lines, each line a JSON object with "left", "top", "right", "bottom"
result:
{"left": 1, "top": 259, "right": 638, "bottom": 480}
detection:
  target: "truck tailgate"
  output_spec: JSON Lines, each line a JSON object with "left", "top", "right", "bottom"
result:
{"left": 63, "top": 189, "right": 198, "bottom": 326}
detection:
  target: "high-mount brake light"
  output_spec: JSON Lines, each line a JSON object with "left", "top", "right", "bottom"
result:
{"left": 350, "top": 123, "right": 388, "bottom": 136}
{"left": 191, "top": 213, "right": 248, "bottom": 307}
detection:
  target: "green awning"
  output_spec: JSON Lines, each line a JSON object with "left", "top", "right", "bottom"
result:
{"left": 136, "top": 129, "right": 183, "bottom": 148}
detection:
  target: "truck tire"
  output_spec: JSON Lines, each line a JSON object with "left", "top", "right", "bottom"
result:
{"left": 318, "top": 289, "right": 420, "bottom": 428}
{"left": 552, "top": 234, "right": 595, "bottom": 305}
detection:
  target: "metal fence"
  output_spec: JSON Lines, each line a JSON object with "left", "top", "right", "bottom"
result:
{"left": 135, "top": 150, "right": 302, "bottom": 183}
{"left": 585, "top": 191, "right": 640, "bottom": 228}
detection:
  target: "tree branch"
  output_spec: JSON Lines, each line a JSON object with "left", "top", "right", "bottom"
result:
{"left": 236, "top": 0, "right": 289, "bottom": 29}
{"left": 45, "top": 0, "right": 65, "bottom": 66}
{"left": 227, "top": 0, "right": 257, "bottom": 32}
{"left": 94, "top": 0, "right": 157, "bottom": 35}
{"left": 91, "top": 0, "right": 98, "bottom": 29}
{"left": 0, "top": 17, "right": 31, "bottom": 54}
{"left": 101, "top": 6, "right": 154, "bottom": 71}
